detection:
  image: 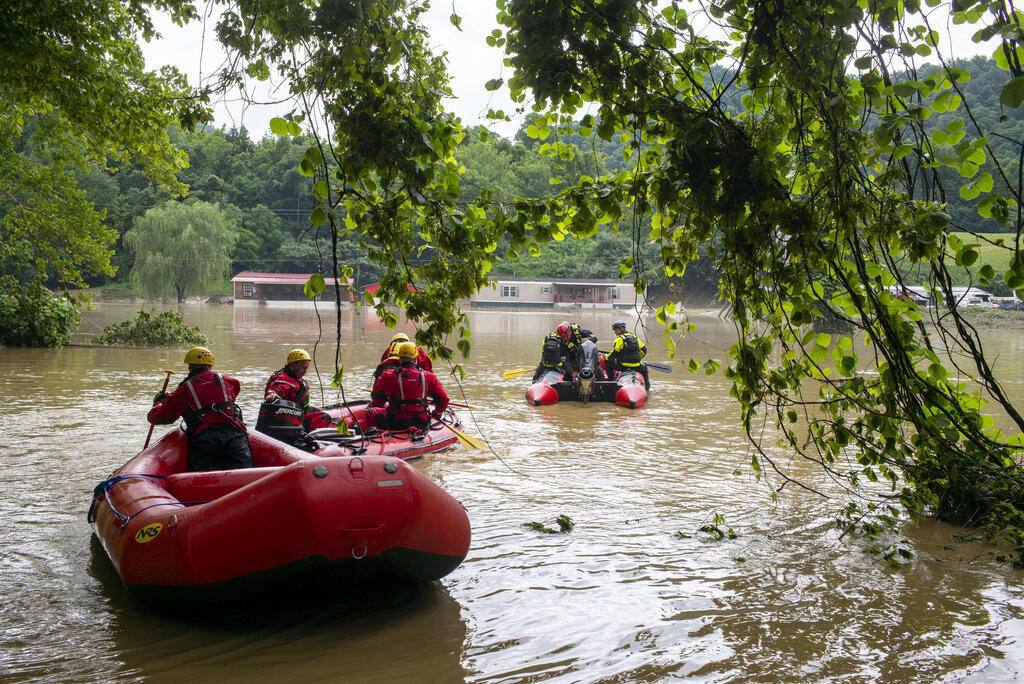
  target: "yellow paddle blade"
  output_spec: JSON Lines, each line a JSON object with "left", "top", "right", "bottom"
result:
{"left": 441, "top": 419, "right": 487, "bottom": 450}
{"left": 502, "top": 368, "right": 535, "bottom": 379}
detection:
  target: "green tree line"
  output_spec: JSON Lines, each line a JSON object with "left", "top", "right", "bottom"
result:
{"left": 10, "top": 54, "right": 1017, "bottom": 307}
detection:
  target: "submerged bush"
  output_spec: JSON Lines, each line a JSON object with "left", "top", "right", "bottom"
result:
{"left": 0, "top": 279, "right": 81, "bottom": 348}
{"left": 91, "top": 308, "right": 208, "bottom": 346}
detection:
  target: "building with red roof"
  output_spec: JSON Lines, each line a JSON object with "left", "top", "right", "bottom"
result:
{"left": 231, "top": 272, "right": 354, "bottom": 302}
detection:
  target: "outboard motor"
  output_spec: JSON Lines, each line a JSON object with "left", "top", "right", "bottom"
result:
{"left": 578, "top": 367, "right": 595, "bottom": 404}
{"left": 255, "top": 398, "right": 304, "bottom": 443}
{"left": 581, "top": 337, "right": 602, "bottom": 385}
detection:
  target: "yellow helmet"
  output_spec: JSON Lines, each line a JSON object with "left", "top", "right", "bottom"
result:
{"left": 391, "top": 332, "right": 410, "bottom": 343}
{"left": 396, "top": 341, "right": 418, "bottom": 361}
{"left": 287, "top": 348, "right": 311, "bottom": 364}
{"left": 184, "top": 346, "right": 215, "bottom": 365}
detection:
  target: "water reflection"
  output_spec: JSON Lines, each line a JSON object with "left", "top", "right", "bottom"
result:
{"left": 88, "top": 536, "right": 468, "bottom": 683}
{"left": 0, "top": 303, "right": 1021, "bottom": 682}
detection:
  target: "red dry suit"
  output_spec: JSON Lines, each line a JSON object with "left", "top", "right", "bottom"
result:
{"left": 371, "top": 355, "right": 402, "bottom": 382}
{"left": 264, "top": 366, "right": 334, "bottom": 431}
{"left": 380, "top": 342, "right": 433, "bottom": 372}
{"left": 149, "top": 370, "right": 246, "bottom": 435}
{"left": 148, "top": 369, "right": 253, "bottom": 472}
{"left": 360, "top": 362, "right": 448, "bottom": 432}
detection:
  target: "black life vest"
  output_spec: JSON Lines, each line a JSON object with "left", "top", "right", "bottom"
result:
{"left": 567, "top": 324, "right": 584, "bottom": 349}
{"left": 540, "top": 333, "right": 563, "bottom": 367}
{"left": 618, "top": 332, "right": 642, "bottom": 366}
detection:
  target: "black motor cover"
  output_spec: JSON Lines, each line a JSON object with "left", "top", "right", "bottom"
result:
{"left": 255, "top": 399, "right": 304, "bottom": 441}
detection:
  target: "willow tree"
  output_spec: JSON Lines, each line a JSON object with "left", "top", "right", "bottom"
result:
{"left": 125, "top": 201, "right": 239, "bottom": 302}
{"left": 208, "top": 0, "right": 1023, "bottom": 563}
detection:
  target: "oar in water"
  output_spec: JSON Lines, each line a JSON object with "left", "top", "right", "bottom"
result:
{"left": 439, "top": 418, "right": 487, "bottom": 450}
{"left": 502, "top": 368, "right": 535, "bottom": 379}
{"left": 597, "top": 352, "right": 672, "bottom": 373}
{"left": 359, "top": 387, "right": 475, "bottom": 409}
{"left": 144, "top": 369, "right": 174, "bottom": 449}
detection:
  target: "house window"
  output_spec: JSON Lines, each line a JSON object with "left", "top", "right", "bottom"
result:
{"left": 610, "top": 287, "right": 619, "bottom": 299}
{"left": 242, "top": 282, "right": 253, "bottom": 297}
{"left": 501, "top": 286, "right": 519, "bottom": 297}
{"left": 541, "top": 286, "right": 551, "bottom": 293}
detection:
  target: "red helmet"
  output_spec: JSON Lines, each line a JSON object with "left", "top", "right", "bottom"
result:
{"left": 556, "top": 321, "right": 570, "bottom": 339}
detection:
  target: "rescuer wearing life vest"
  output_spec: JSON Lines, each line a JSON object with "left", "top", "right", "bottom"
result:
{"left": 264, "top": 348, "right": 335, "bottom": 431}
{"left": 147, "top": 346, "right": 253, "bottom": 472}
{"left": 605, "top": 321, "right": 650, "bottom": 389}
{"left": 378, "top": 332, "right": 433, "bottom": 373}
{"left": 556, "top": 320, "right": 598, "bottom": 379}
{"left": 360, "top": 342, "right": 449, "bottom": 432}
{"left": 531, "top": 330, "right": 568, "bottom": 383}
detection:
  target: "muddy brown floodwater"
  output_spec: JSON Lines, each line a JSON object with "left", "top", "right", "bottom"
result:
{"left": 0, "top": 302, "right": 1021, "bottom": 682}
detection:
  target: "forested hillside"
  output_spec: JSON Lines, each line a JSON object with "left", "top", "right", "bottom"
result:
{"left": 5, "top": 55, "right": 1018, "bottom": 302}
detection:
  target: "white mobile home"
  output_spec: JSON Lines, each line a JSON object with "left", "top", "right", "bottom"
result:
{"left": 471, "top": 277, "right": 643, "bottom": 309}
{"left": 888, "top": 285, "right": 994, "bottom": 308}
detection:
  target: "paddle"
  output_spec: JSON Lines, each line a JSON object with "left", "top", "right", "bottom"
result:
{"left": 502, "top": 368, "right": 535, "bottom": 378}
{"left": 643, "top": 361, "right": 673, "bottom": 373}
{"left": 359, "top": 387, "right": 475, "bottom": 409}
{"left": 597, "top": 351, "right": 672, "bottom": 373}
{"left": 144, "top": 369, "right": 174, "bottom": 449}
{"left": 438, "top": 418, "right": 487, "bottom": 450}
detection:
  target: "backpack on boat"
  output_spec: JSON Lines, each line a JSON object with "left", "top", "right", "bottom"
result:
{"left": 540, "top": 334, "right": 563, "bottom": 367}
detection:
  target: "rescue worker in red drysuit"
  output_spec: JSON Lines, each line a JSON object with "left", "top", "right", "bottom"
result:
{"left": 264, "top": 348, "right": 335, "bottom": 431}
{"left": 147, "top": 346, "right": 253, "bottom": 472}
{"left": 359, "top": 342, "right": 448, "bottom": 433}
{"left": 377, "top": 332, "right": 432, "bottom": 374}
{"left": 556, "top": 321, "right": 598, "bottom": 380}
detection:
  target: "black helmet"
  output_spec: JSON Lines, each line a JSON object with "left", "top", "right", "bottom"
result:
{"left": 612, "top": 320, "right": 627, "bottom": 330}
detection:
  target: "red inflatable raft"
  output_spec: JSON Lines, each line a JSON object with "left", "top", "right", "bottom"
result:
{"left": 89, "top": 428, "right": 471, "bottom": 605}
{"left": 318, "top": 400, "right": 462, "bottom": 459}
{"left": 525, "top": 369, "right": 649, "bottom": 408}
{"left": 525, "top": 368, "right": 563, "bottom": 406}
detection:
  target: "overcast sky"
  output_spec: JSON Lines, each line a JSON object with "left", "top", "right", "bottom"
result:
{"left": 143, "top": 1, "right": 520, "bottom": 139}
{"left": 142, "top": 1, "right": 994, "bottom": 142}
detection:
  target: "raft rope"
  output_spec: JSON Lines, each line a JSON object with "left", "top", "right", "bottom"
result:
{"left": 88, "top": 474, "right": 166, "bottom": 523}
{"left": 87, "top": 474, "right": 208, "bottom": 527}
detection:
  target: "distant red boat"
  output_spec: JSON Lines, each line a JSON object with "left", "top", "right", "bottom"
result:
{"left": 89, "top": 428, "right": 471, "bottom": 605}
{"left": 525, "top": 369, "right": 649, "bottom": 408}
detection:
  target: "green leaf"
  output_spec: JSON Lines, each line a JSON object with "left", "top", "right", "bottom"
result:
{"left": 270, "top": 117, "right": 289, "bottom": 136}
{"left": 312, "top": 180, "right": 329, "bottom": 201}
{"left": 304, "top": 273, "right": 326, "bottom": 298}
{"left": 1001, "top": 77, "right": 1024, "bottom": 108}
